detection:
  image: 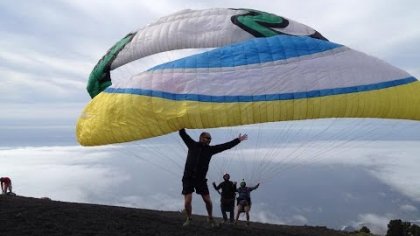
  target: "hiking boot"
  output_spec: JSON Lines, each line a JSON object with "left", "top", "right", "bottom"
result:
{"left": 182, "top": 218, "right": 192, "bottom": 227}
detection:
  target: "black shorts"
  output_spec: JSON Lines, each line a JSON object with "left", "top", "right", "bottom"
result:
{"left": 182, "top": 178, "right": 209, "bottom": 195}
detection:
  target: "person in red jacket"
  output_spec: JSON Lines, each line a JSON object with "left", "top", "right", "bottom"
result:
{"left": 179, "top": 129, "right": 248, "bottom": 227}
{"left": 0, "top": 177, "right": 13, "bottom": 194}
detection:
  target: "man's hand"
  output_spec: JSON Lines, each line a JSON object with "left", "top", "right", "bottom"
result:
{"left": 238, "top": 133, "right": 248, "bottom": 142}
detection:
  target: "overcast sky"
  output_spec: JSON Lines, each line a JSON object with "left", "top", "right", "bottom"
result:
{"left": 1, "top": 1, "right": 420, "bottom": 235}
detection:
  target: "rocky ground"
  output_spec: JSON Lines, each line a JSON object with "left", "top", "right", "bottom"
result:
{"left": 0, "top": 195, "right": 356, "bottom": 236}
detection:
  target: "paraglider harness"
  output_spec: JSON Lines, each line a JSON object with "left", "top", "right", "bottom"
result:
{"left": 237, "top": 197, "right": 251, "bottom": 207}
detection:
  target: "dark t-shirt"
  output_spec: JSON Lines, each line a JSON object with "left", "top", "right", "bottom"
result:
{"left": 179, "top": 129, "right": 240, "bottom": 181}
{"left": 214, "top": 180, "right": 236, "bottom": 200}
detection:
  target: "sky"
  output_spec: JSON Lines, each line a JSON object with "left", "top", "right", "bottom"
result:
{"left": 1, "top": 0, "right": 420, "bottom": 235}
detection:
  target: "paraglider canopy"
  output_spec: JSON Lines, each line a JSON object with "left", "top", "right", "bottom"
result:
{"left": 76, "top": 8, "right": 420, "bottom": 147}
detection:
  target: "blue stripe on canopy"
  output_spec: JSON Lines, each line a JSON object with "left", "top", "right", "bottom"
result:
{"left": 105, "top": 77, "right": 417, "bottom": 102}
{"left": 150, "top": 35, "right": 342, "bottom": 70}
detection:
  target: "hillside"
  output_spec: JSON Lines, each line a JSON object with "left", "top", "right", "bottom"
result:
{"left": 0, "top": 195, "right": 354, "bottom": 236}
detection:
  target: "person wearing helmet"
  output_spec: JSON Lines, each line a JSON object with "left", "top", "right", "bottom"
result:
{"left": 0, "top": 177, "right": 13, "bottom": 195}
{"left": 212, "top": 173, "right": 237, "bottom": 223}
{"left": 179, "top": 128, "right": 248, "bottom": 227}
{"left": 235, "top": 180, "right": 260, "bottom": 226}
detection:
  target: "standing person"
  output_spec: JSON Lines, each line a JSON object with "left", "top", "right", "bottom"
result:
{"left": 0, "top": 177, "right": 13, "bottom": 195}
{"left": 235, "top": 180, "right": 260, "bottom": 226}
{"left": 212, "top": 173, "right": 237, "bottom": 224}
{"left": 179, "top": 128, "right": 248, "bottom": 227}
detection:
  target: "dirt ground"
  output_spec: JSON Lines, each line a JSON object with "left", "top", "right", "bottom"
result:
{"left": 0, "top": 195, "right": 352, "bottom": 236}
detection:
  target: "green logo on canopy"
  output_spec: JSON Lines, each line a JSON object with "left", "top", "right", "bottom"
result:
{"left": 231, "top": 9, "right": 289, "bottom": 37}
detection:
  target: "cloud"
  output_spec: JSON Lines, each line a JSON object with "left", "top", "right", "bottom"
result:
{"left": 0, "top": 145, "right": 184, "bottom": 205}
{"left": 0, "top": 146, "right": 127, "bottom": 201}
{"left": 251, "top": 206, "right": 308, "bottom": 226}
{"left": 0, "top": 103, "right": 84, "bottom": 126}
{"left": 116, "top": 193, "right": 182, "bottom": 211}
{"left": 400, "top": 204, "right": 418, "bottom": 213}
{"left": 219, "top": 119, "right": 420, "bottom": 203}
{"left": 292, "top": 215, "right": 309, "bottom": 224}
{"left": 251, "top": 206, "right": 286, "bottom": 225}
{"left": 3, "top": 118, "right": 419, "bottom": 204}
{"left": 1, "top": 143, "right": 419, "bottom": 233}
{"left": 364, "top": 150, "right": 420, "bottom": 202}
{"left": 356, "top": 213, "right": 391, "bottom": 235}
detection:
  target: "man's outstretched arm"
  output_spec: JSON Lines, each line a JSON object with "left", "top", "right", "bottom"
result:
{"left": 179, "top": 128, "right": 195, "bottom": 148}
{"left": 211, "top": 133, "right": 248, "bottom": 154}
